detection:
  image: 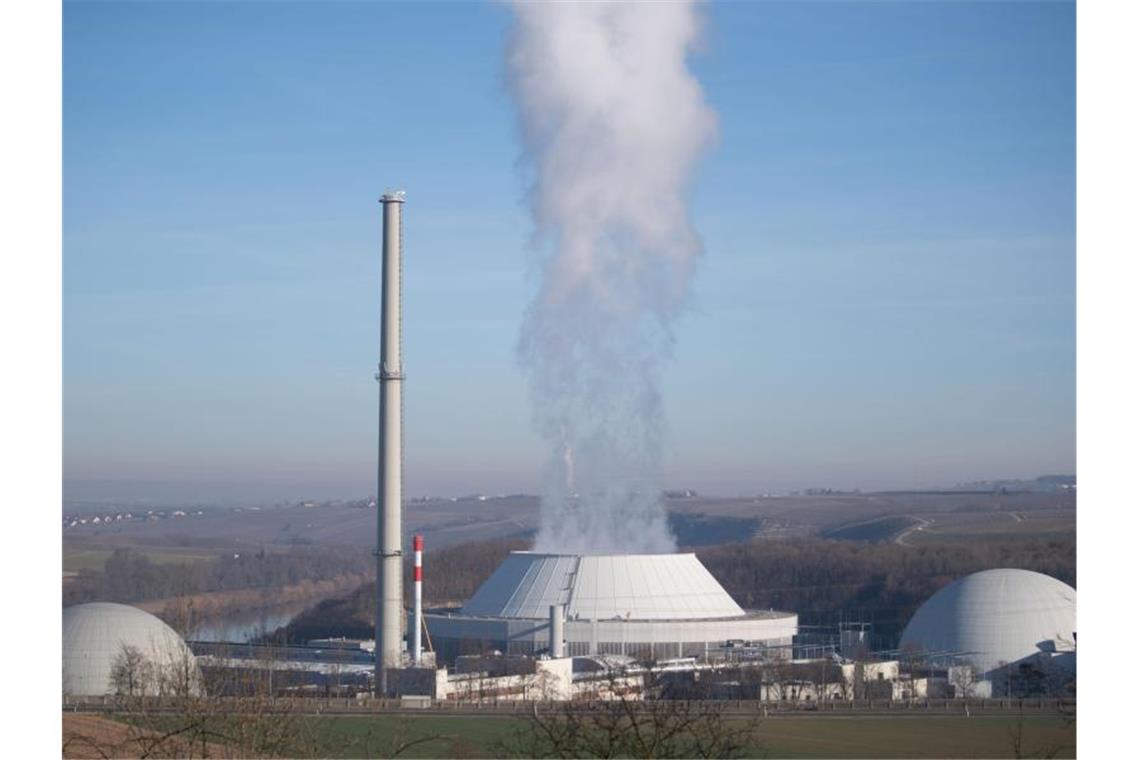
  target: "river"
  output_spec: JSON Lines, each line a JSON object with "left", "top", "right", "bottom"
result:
{"left": 187, "top": 602, "right": 311, "bottom": 643}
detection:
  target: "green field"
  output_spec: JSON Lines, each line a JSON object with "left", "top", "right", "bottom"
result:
{"left": 290, "top": 713, "right": 1074, "bottom": 759}
{"left": 750, "top": 715, "right": 1074, "bottom": 759}
{"left": 301, "top": 715, "right": 511, "bottom": 759}
{"left": 63, "top": 547, "right": 217, "bottom": 573}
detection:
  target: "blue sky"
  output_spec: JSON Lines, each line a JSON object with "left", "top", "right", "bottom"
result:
{"left": 63, "top": 0, "right": 1075, "bottom": 503}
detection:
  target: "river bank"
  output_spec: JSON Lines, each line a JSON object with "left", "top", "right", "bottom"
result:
{"left": 136, "top": 573, "right": 369, "bottom": 641}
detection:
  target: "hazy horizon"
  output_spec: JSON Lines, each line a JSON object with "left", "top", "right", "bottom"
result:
{"left": 62, "top": 469, "right": 1075, "bottom": 508}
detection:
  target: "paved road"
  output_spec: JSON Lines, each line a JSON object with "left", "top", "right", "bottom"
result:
{"left": 894, "top": 516, "right": 933, "bottom": 546}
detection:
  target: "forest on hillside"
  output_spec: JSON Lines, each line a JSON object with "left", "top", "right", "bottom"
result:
{"left": 698, "top": 536, "right": 1075, "bottom": 644}
{"left": 275, "top": 534, "right": 1075, "bottom": 648}
{"left": 277, "top": 537, "right": 528, "bottom": 642}
{"left": 63, "top": 547, "right": 373, "bottom": 606}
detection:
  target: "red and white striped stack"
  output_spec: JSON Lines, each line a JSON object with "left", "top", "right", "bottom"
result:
{"left": 412, "top": 534, "right": 423, "bottom": 664}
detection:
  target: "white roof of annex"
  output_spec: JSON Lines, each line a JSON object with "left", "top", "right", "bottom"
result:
{"left": 461, "top": 552, "right": 747, "bottom": 621}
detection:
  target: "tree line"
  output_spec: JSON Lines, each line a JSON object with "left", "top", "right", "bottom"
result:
{"left": 279, "top": 537, "right": 528, "bottom": 642}
{"left": 63, "top": 546, "right": 373, "bottom": 607}
{"left": 278, "top": 534, "right": 1074, "bottom": 648}
{"left": 697, "top": 536, "right": 1076, "bottom": 644}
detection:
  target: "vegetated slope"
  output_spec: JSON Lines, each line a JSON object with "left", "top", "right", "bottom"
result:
{"left": 822, "top": 516, "right": 918, "bottom": 542}
{"left": 62, "top": 496, "right": 541, "bottom": 552}
{"left": 276, "top": 537, "right": 529, "bottom": 642}
{"left": 272, "top": 533, "right": 1075, "bottom": 649}
{"left": 698, "top": 536, "right": 1076, "bottom": 645}
{"left": 669, "top": 513, "right": 760, "bottom": 547}
{"left": 63, "top": 546, "right": 372, "bottom": 607}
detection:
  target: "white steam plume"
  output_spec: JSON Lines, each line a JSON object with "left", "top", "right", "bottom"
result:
{"left": 507, "top": 1, "right": 716, "bottom": 555}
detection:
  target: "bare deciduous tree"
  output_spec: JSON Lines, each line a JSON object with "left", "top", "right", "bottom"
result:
{"left": 949, "top": 663, "right": 977, "bottom": 699}
{"left": 498, "top": 667, "right": 765, "bottom": 759}
{"left": 109, "top": 645, "right": 155, "bottom": 698}
{"left": 69, "top": 644, "right": 327, "bottom": 758}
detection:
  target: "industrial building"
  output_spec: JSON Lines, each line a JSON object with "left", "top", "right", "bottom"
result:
{"left": 362, "top": 193, "right": 1067, "bottom": 704}
{"left": 370, "top": 193, "right": 797, "bottom": 689}
{"left": 62, "top": 602, "right": 203, "bottom": 697}
{"left": 57, "top": 194, "right": 1077, "bottom": 712}
{"left": 422, "top": 551, "right": 798, "bottom": 663}
{"left": 899, "top": 568, "right": 1076, "bottom": 695}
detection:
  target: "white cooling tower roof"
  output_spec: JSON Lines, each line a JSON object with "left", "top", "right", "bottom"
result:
{"left": 899, "top": 568, "right": 1076, "bottom": 677}
{"left": 63, "top": 602, "right": 203, "bottom": 696}
{"left": 461, "top": 552, "right": 746, "bottom": 621}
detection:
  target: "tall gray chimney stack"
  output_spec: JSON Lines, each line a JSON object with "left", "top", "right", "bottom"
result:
{"left": 376, "top": 191, "right": 405, "bottom": 696}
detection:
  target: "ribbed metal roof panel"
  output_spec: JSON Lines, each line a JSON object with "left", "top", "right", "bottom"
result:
{"left": 461, "top": 552, "right": 745, "bottom": 621}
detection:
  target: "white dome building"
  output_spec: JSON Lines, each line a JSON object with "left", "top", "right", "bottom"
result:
{"left": 63, "top": 602, "right": 203, "bottom": 697}
{"left": 423, "top": 552, "right": 798, "bottom": 663}
{"left": 899, "top": 568, "right": 1076, "bottom": 679}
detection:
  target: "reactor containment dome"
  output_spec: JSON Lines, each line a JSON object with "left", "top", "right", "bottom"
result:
{"left": 423, "top": 552, "right": 797, "bottom": 662}
{"left": 63, "top": 602, "right": 203, "bottom": 697}
{"left": 899, "top": 568, "right": 1076, "bottom": 679}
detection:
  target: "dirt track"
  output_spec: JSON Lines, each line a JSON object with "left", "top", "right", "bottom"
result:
{"left": 63, "top": 713, "right": 234, "bottom": 759}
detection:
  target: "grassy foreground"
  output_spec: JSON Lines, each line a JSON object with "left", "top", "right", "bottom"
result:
{"left": 296, "top": 713, "right": 1075, "bottom": 759}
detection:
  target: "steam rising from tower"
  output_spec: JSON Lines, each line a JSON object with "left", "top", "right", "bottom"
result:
{"left": 507, "top": 2, "right": 716, "bottom": 554}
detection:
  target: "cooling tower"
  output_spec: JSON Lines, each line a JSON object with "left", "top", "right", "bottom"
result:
{"left": 423, "top": 552, "right": 798, "bottom": 663}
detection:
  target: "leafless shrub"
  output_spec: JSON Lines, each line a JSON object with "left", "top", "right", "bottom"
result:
{"left": 109, "top": 646, "right": 155, "bottom": 698}
{"left": 73, "top": 643, "right": 326, "bottom": 758}
{"left": 1007, "top": 709, "right": 1072, "bottom": 760}
{"left": 498, "top": 668, "right": 765, "bottom": 759}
